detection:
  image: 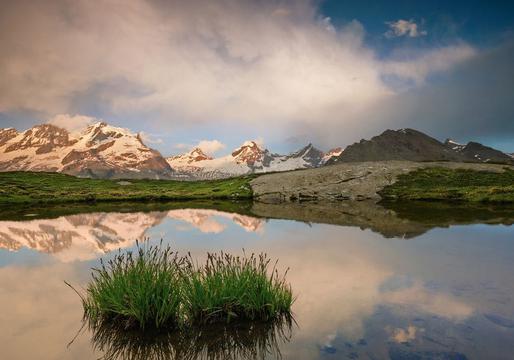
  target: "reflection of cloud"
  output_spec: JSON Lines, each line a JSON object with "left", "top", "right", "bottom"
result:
{"left": 391, "top": 325, "right": 419, "bottom": 343}
{"left": 382, "top": 282, "right": 474, "bottom": 320}
{"left": 168, "top": 210, "right": 227, "bottom": 233}
{"left": 166, "top": 209, "right": 264, "bottom": 234}
{"left": 274, "top": 236, "right": 475, "bottom": 358}
{"left": 0, "top": 262, "right": 97, "bottom": 359}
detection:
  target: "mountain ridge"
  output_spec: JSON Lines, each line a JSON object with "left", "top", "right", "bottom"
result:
{"left": 1, "top": 123, "right": 512, "bottom": 179}
{"left": 326, "top": 128, "right": 513, "bottom": 165}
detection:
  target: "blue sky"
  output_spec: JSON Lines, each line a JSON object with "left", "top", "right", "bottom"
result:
{"left": 322, "top": 0, "right": 514, "bottom": 49}
{"left": 0, "top": 0, "right": 513, "bottom": 156}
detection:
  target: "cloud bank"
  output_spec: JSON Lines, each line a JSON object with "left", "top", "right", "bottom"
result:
{"left": 0, "top": 0, "right": 512, "bottom": 150}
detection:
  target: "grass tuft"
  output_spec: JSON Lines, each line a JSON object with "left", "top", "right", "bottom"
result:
{"left": 68, "top": 242, "right": 294, "bottom": 331}
{"left": 182, "top": 251, "right": 294, "bottom": 324}
{"left": 79, "top": 241, "right": 184, "bottom": 330}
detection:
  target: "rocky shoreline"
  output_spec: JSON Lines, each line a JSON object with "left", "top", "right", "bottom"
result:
{"left": 250, "top": 161, "right": 513, "bottom": 203}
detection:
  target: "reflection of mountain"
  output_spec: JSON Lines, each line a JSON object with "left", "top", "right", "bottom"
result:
{"left": 1, "top": 201, "right": 512, "bottom": 260}
{"left": 167, "top": 209, "right": 264, "bottom": 233}
{"left": 0, "top": 212, "right": 167, "bottom": 261}
{"left": 0, "top": 209, "right": 265, "bottom": 261}
{"left": 251, "top": 201, "right": 514, "bottom": 239}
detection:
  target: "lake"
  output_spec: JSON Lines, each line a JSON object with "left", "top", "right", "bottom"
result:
{"left": 1, "top": 201, "right": 513, "bottom": 359}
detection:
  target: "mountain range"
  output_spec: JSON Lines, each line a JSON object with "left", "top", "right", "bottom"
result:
{"left": 0, "top": 123, "right": 512, "bottom": 179}
{"left": 167, "top": 142, "right": 341, "bottom": 179}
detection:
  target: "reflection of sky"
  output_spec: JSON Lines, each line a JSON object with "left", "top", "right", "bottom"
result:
{"left": 0, "top": 212, "right": 513, "bottom": 359}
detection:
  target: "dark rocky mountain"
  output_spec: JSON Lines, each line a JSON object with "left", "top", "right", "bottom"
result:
{"left": 289, "top": 143, "right": 324, "bottom": 165}
{"left": 326, "top": 129, "right": 461, "bottom": 164}
{"left": 444, "top": 140, "right": 514, "bottom": 164}
{"left": 327, "top": 129, "right": 513, "bottom": 165}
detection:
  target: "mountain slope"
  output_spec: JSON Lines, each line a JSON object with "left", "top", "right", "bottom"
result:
{"left": 327, "top": 129, "right": 461, "bottom": 164}
{"left": 0, "top": 122, "right": 174, "bottom": 178}
{"left": 327, "top": 129, "right": 513, "bottom": 165}
{"left": 444, "top": 139, "right": 514, "bottom": 164}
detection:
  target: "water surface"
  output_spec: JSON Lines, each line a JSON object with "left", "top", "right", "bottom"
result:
{"left": 0, "top": 201, "right": 513, "bottom": 359}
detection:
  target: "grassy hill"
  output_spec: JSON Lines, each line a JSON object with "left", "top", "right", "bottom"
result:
{"left": 0, "top": 171, "right": 254, "bottom": 204}
{"left": 379, "top": 167, "right": 514, "bottom": 202}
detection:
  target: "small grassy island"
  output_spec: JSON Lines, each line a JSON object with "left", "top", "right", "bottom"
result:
{"left": 380, "top": 167, "right": 514, "bottom": 203}
{"left": 67, "top": 243, "right": 294, "bottom": 331}
{"left": 0, "top": 171, "right": 254, "bottom": 204}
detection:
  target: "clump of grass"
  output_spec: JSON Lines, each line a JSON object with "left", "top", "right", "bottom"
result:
{"left": 182, "top": 252, "right": 294, "bottom": 324}
{"left": 73, "top": 242, "right": 185, "bottom": 330}
{"left": 68, "top": 243, "right": 294, "bottom": 331}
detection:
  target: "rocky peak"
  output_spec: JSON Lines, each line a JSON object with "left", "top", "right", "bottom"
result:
{"left": 169, "top": 147, "right": 212, "bottom": 163}
{"left": 188, "top": 148, "right": 212, "bottom": 162}
{"left": 457, "top": 141, "right": 513, "bottom": 164}
{"left": 80, "top": 122, "right": 139, "bottom": 147}
{"left": 231, "top": 141, "right": 265, "bottom": 165}
{"left": 0, "top": 128, "right": 19, "bottom": 147}
{"left": 326, "top": 147, "right": 343, "bottom": 156}
{"left": 4, "top": 124, "right": 76, "bottom": 154}
{"left": 322, "top": 147, "right": 344, "bottom": 163}
{"left": 444, "top": 138, "right": 465, "bottom": 151}
{"left": 289, "top": 143, "right": 324, "bottom": 165}
{"left": 326, "top": 128, "right": 462, "bottom": 164}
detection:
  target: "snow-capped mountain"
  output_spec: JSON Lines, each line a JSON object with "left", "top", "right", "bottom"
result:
{"left": 322, "top": 147, "right": 344, "bottom": 164}
{"left": 443, "top": 139, "right": 465, "bottom": 152}
{"left": 167, "top": 141, "right": 333, "bottom": 179}
{"left": 0, "top": 122, "right": 342, "bottom": 180}
{"left": 0, "top": 122, "right": 174, "bottom": 178}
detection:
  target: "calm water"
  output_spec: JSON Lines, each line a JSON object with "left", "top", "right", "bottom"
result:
{"left": 1, "top": 202, "right": 513, "bottom": 359}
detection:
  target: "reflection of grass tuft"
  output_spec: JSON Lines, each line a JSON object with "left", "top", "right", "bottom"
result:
{"left": 379, "top": 167, "right": 514, "bottom": 203}
{"left": 67, "top": 242, "right": 294, "bottom": 331}
{"left": 89, "top": 315, "right": 293, "bottom": 360}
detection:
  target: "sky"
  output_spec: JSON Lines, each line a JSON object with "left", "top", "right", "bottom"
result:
{"left": 0, "top": 0, "right": 513, "bottom": 156}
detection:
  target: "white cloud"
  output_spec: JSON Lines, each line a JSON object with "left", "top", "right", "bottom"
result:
{"left": 138, "top": 131, "right": 163, "bottom": 144}
{"left": 48, "top": 114, "right": 96, "bottom": 134}
{"left": 172, "top": 139, "right": 226, "bottom": 155}
{"left": 381, "top": 44, "right": 476, "bottom": 86}
{"left": 385, "top": 19, "right": 427, "bottom": 38}
{"left": 0, "top": 0, "right": 485, "bottom": 147}
{"left": 195, "top": 140, "right": 226, "bottom": 155}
